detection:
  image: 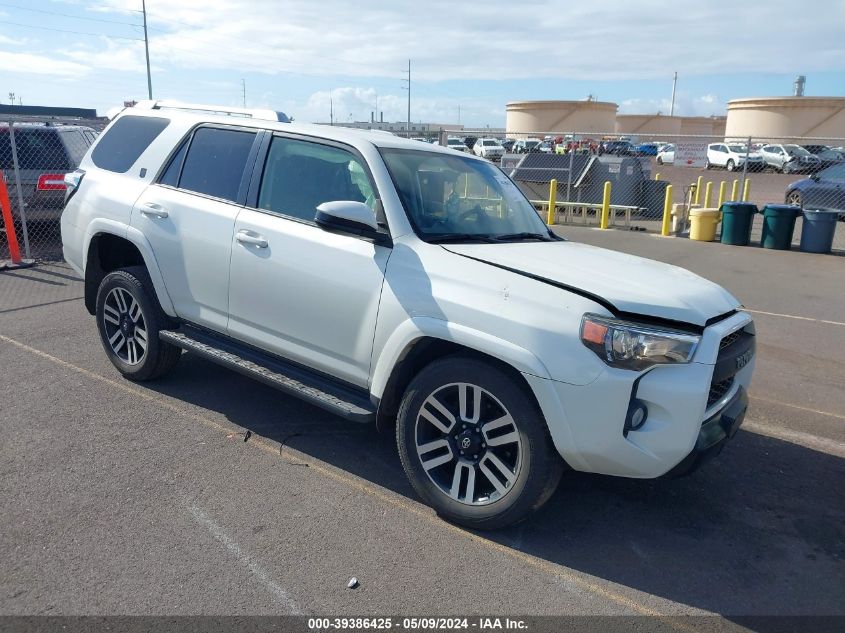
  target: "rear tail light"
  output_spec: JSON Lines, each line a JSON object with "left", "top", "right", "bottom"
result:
{"left": 63, "top": 169, "right": 85, "bottom": 204}
{"left": 37, "top": 173, "right": 67, "bottom": 190}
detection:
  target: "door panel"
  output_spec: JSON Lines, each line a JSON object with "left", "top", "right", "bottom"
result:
{"left": 227, "top": 210, "right": 390, "bottom": 387}
{"left": 132, "top": 186, "right": 239, "bottom": 331}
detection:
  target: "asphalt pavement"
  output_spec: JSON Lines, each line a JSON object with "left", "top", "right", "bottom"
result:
{"left": 0, "top": 229, "right": 843, "bottom": 622}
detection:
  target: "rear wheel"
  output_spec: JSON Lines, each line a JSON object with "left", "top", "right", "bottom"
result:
{"left": 786, "top": 190, "right": 802, "bottom": 207}
{"left": 95, "top": 266, "right": 181, "bottom": 381}
{"left": 657, "top": 157, "right": 664, "bottom": 165}
{"left": 396, "top": 356, "right": 563, "bottom": 529}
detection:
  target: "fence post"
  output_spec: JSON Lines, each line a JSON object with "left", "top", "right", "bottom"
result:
{"left": 742, "top": 179, "right": 751, "bottom": 202}
{"left": 694, "top": 175, "right": 703, "bottom": 205}
{"left": 718, "top": 181, "right": 726, "bottom": 208}
{"left": 661, "top": 184, "right": 674, "bottom": 236}
{"left": 7, "top": 122, "right": 32, "bottom": 259}
{"left": 704, "top": 181, "right": 712, "bottom": 208}
{"left": 731, "top": 179, "right": 739, "bottom": 202}
{"left": 599, "top": 181, "right": 611, "bottom": 229}
{"left": 547, "top": 178, "right": 557, "bottom": 225}
{"left": 565, "top": 138, "right": 575, "bottom": 203}
{"left": 738, "top": 135, "right": 751, "bottom": 204}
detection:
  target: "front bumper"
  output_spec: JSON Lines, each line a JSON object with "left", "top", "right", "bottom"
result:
{"left": 523, "top": 311, "right": 755, "bottom": 479}
{"left": 664, "top": 386, "right": 748, "bottom": 477}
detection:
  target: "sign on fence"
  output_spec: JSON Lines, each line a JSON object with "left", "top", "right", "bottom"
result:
{"left": 675, "top": 142, "right": 707, "bottom": 168}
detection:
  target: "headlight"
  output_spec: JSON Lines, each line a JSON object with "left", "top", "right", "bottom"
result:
{"left": 580, "top": 314, "right": 700, "bottom": 371}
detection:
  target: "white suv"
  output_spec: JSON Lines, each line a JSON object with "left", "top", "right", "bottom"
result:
{"left": 706, "top": 143, "right": 764, "bottom": 172}
{"left": 473, "top": 138, "right": 504, "bottom": 160}
{"left": 61, "top": 101, "right": 755, "bottom": 529}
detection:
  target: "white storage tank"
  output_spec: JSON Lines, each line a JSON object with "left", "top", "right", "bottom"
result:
{"left": 506, "top": 100, "right": 617, "bottom": 136}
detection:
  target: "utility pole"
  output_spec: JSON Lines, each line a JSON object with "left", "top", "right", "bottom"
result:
{"left": 458, "top": 105, "right": 461, "bottom": 124}
{"left": 241, "top": 79, "right": 246, "bottom": 107}
{"left": 8, "top": 92, "right": 14, "bottom": 105}
{"left": 669, "top": 71, "right": 677, "bottom": 117}
{"left": 401, "top": 60, "right": 411, "bottom": 137}
{"left": 141, "top": 0, "right": 152, "bottom": 99}
{"left": 330, "top": 89, "right": 334, "bottom": 126}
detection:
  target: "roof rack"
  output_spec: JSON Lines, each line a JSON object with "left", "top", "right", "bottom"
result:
{"left": 132, "top": 100, "right": 290, "bottom": 123}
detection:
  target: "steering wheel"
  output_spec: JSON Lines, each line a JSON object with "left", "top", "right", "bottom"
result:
{"left": 458, "top": 205, "right": 485, "bottom": 223}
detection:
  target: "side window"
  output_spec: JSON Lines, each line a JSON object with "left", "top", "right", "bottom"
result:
{"left": 59, "top": 130, "right": 89, "bottom": 167}
{"left": 257, "top": 136, "right": 376, "bottom": 222}
{"left": 91, "top": 115, "right": 170, "bottom": 173}
{"left": 178, "top": 127, "right": 256, "bottom": 202}
{"left": 158, "top": 138, "right": 189, "bottom": 187}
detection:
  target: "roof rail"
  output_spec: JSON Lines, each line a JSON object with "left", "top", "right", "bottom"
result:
{"left": 132, "top": 100, "right": 290, "bottom": 123}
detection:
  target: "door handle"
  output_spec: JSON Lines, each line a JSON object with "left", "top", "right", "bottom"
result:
{"left": 236, "top": 230, "right": 268, "bottom": 248}
{"left": 140, "top": 202, "right": 169, "bottom": 218}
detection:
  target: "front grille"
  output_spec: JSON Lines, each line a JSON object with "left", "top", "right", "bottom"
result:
{"left": 707, "top": 377, "right": 734, "bottom": 409}
{"left": 719, "top": 329, "right": 743, "bottom": 350}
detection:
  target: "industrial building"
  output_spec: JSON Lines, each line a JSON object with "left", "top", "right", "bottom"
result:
{"left": 725, "top": 96, "right": 845, "bottom": 140}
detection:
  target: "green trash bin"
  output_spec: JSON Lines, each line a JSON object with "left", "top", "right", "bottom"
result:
{"left": 800, "top": 208, "right": 839, "bottom": 254}
{"left": 720, "top": 202, "right": 758, "bottom": 246}
{"left": 760, "top": 204, "right": 801, "bottom": 250}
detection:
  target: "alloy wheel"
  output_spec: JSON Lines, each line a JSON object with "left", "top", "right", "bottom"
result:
{"left": 102, "top": 287, "right": 148, "bottom": 365}
{"left": 414, "top": 382, "right": 522, "bottom": 506}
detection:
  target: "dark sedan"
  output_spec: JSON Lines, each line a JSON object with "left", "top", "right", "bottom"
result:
{"left": 802, "top": 145, "right": 845, "bottom": 169}
{"left": 785, "top": 162, "right": 845, "bottom": 221}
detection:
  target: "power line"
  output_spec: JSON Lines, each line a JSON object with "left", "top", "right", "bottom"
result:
{"left": 0, "top": 2, "right": 141, "bottom": 26}
{"left": 0, "top": 20, "right": 144, "bottom": 41}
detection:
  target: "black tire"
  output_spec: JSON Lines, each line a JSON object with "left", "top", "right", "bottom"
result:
{"left": 95, "top": 266, "right": 181, "bottom": 381}
{"left": 705, "top": 159, "right": 711, "bottom": 169}
{"left": 726, "top": 159, "right": 735, "bottom": 172}
{"left": 657, "top": 157, "right": 663, "bottom": 165}
{"left": 396, "top": 355, "right": 563, "bottom": 529}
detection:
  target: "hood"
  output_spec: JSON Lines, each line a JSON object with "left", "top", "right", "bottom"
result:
{"left": 443, "top": 241, "right": 740, "bottom": 327}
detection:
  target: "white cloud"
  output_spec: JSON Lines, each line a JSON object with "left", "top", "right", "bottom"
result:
{"left": 0, "top": 51, "right": 88, "bottom": 78}
{"left": 61, "top": 0, "right": 845, "bottom": 80}
{"left": 619, "top": 93, "right": 723, "bottom": 117}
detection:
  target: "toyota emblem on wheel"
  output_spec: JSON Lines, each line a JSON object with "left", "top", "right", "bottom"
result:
{"left": 461, "top": 437, "right": 471, "bottom": 449}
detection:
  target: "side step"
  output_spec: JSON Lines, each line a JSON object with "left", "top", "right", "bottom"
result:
{"left": 159, "top": 326, "right": 376, "bottom": 423}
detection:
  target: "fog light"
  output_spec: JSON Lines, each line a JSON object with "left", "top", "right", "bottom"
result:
{"left": 626, "top": 401, "right": 648, "bottom": 433}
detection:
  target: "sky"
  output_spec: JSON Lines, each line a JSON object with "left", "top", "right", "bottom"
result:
{"left": 1, "top": 0, "right": 844, "bottom": 127}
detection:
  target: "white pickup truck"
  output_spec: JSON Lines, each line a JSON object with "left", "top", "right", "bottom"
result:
{"left": 61, "top": 101, "right": 755, "bottom": 529}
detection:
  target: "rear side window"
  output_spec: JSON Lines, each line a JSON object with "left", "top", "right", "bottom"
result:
{"left": 178, "top": 127, "right": 256, "bottom": 202}
{"left": 0, "top": 129, "right": 69, "bottom": 170}
{"left": 158, "top": 139, "right": 189, "bottom": 187}
{"left": 59, "top": 130, "right": 89, "bottom": 167}
{"left": 91, "top": 115, "right": 169, "bottom": 173}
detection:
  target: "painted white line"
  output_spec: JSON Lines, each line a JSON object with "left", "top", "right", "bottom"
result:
{"left": 743, "top": 420, "right": 845, "bottom": 459}
{"left": 744, "top": 308, "right": 845, "bottom": 327}
{"left": 749, "top": 395, "right": 845, "bottom": 421}
{"left": 188, "top": 504, "right": 301, "bottom": 614}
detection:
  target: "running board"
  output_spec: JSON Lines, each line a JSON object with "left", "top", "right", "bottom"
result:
{"left": 159, "top": 327, "right": 376, "bottom": 423}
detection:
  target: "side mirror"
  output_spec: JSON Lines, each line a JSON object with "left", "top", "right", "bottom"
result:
{"left": 315, "top": 200, "right": 378, "bottom": 236}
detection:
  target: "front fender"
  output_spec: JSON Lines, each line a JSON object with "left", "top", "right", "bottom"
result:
{"left": 83, "top": 219, "right": 177, "bottom": 317}
{"left": 369, "top": 315, "right": 553, "bottom": 399}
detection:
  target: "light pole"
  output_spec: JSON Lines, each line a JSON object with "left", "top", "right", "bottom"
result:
{"left": 142, "top": 0, "right": 153, "bottom": 99}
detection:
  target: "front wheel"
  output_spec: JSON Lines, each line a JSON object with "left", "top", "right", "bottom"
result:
{"left": 396, "top": 356, "right": 563, "bottom": 529}
{"left": 95, "top": 266, "right": 181, "bottom": 381}
{"left": 786, "top": 190, "right": 802, "bottom": 207}
{"left": 726, "top": 159, "right": 735, "bottom": 172}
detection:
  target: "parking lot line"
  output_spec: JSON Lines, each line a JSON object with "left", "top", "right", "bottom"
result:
{"left": 0, "top": 332, "right": 684, "bottom": 619}
{"left": 748, "top": 395, "right": 845, "bottom": 421}
{"left": 744, "top": 308, "right": 845, "bottom": 327}
{"left": 188, "top": 503, "right": 301, "bottom": 614}
{"left": 743, "top": 420, "right": 845, "bottom": 458}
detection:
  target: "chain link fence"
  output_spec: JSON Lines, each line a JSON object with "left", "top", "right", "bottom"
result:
{"left": 442, "top": 129, "right": 845, "bottom": 252}
{"left": 1, "top": 116, "right": 105, "bottom": 264}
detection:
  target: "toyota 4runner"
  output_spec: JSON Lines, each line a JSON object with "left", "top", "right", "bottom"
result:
{"left": 61, "top": 101, "right": 755, "bottom": 529}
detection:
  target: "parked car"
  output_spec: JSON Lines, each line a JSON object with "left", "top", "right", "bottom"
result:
{"left": 447, "top": 137, "right": 469, "bottom": 153}
{"left": 656, "top": 143, "right": 675, "bottom": 165}
{"left": 759, "top": 144, "right": 821, "bottom": 174}
{"left": 801, "top": 145, "right": 845, "bottom": 170}
{"left": 706, "top": 143, "right": 764, "bottom": 172}
{"left": 462, "top": 136, "right": 478, "bottom": 152}
{"left": 784, "top": 161, "right": 845, "bottom": 221}
{"left": 500, "top": 139, "right": 516, "bottom": 153}
{"left": 537, "top": 141, "right": 553, "bottom": 154}
{"left": 636, "top": 143, "right": 659, "bottom": 156}
{"left": 0, "top": 123, "right": 96, "bottom": 222}
{"left": 62, "top": 100, "right": 756, "bottom": 529}
{"left": 601, "top": 140, "right": 636, "bottom": 156}
{"left": 512, "top": 139, "right": 542, "bottom": 154}
{"left": 473, "top": 138, "right": 505, "bottom": 160}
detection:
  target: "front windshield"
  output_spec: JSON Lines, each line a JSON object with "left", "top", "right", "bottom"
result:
{"left": 525, "top": 140, "right": 540, "bottom": 148}
{"left": 447, "top": 139, "right": 462, "bottom": 145}
{"left": 482, "top": 140, "right": 498, "bottom": 146}
{"left": 785, "top": 144, "right": 811, "bottom": 156}
{"left": 380, "top": 148, "right": 552, "bottom": 241}
{"left": 728, "top": 145, "right": 747, "bottom": 153}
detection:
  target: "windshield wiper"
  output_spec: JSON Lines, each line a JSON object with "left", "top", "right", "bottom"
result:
{"left": 425, "top": 233, "right": 500, "bottom": 244}
{"left": 492, "top": 232, "right": 555, "bottom": 242}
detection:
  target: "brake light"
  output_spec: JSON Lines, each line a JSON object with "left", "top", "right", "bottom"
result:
{"left": 37, "top": 173, "right": 67, "bottom": 191}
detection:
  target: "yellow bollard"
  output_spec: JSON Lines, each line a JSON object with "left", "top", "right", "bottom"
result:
{"left": 743, "top": 179, "right": 751, "bottom": 202}
{"left": 731, "top": 179, "right": 739, "bottom": 201}
{"left": 718, "top": 181, "right": 726, "bottom": 208}
{"left": 694, "top": 175, "right": 703, "bottom": 205}
{"left": 546, "top": 178, "right": 557, "bottom": 225}
{"left": 661, "top": 185, "right": 674, "bottom": 236}
{"left": 654, "top": 173, "right": 661, "bottom": 181}
{"left": 600, "top": 181, "right": 611, "bottom": 229}
{"left": 704, "top": 181, "right": 713, "bottom": 208}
